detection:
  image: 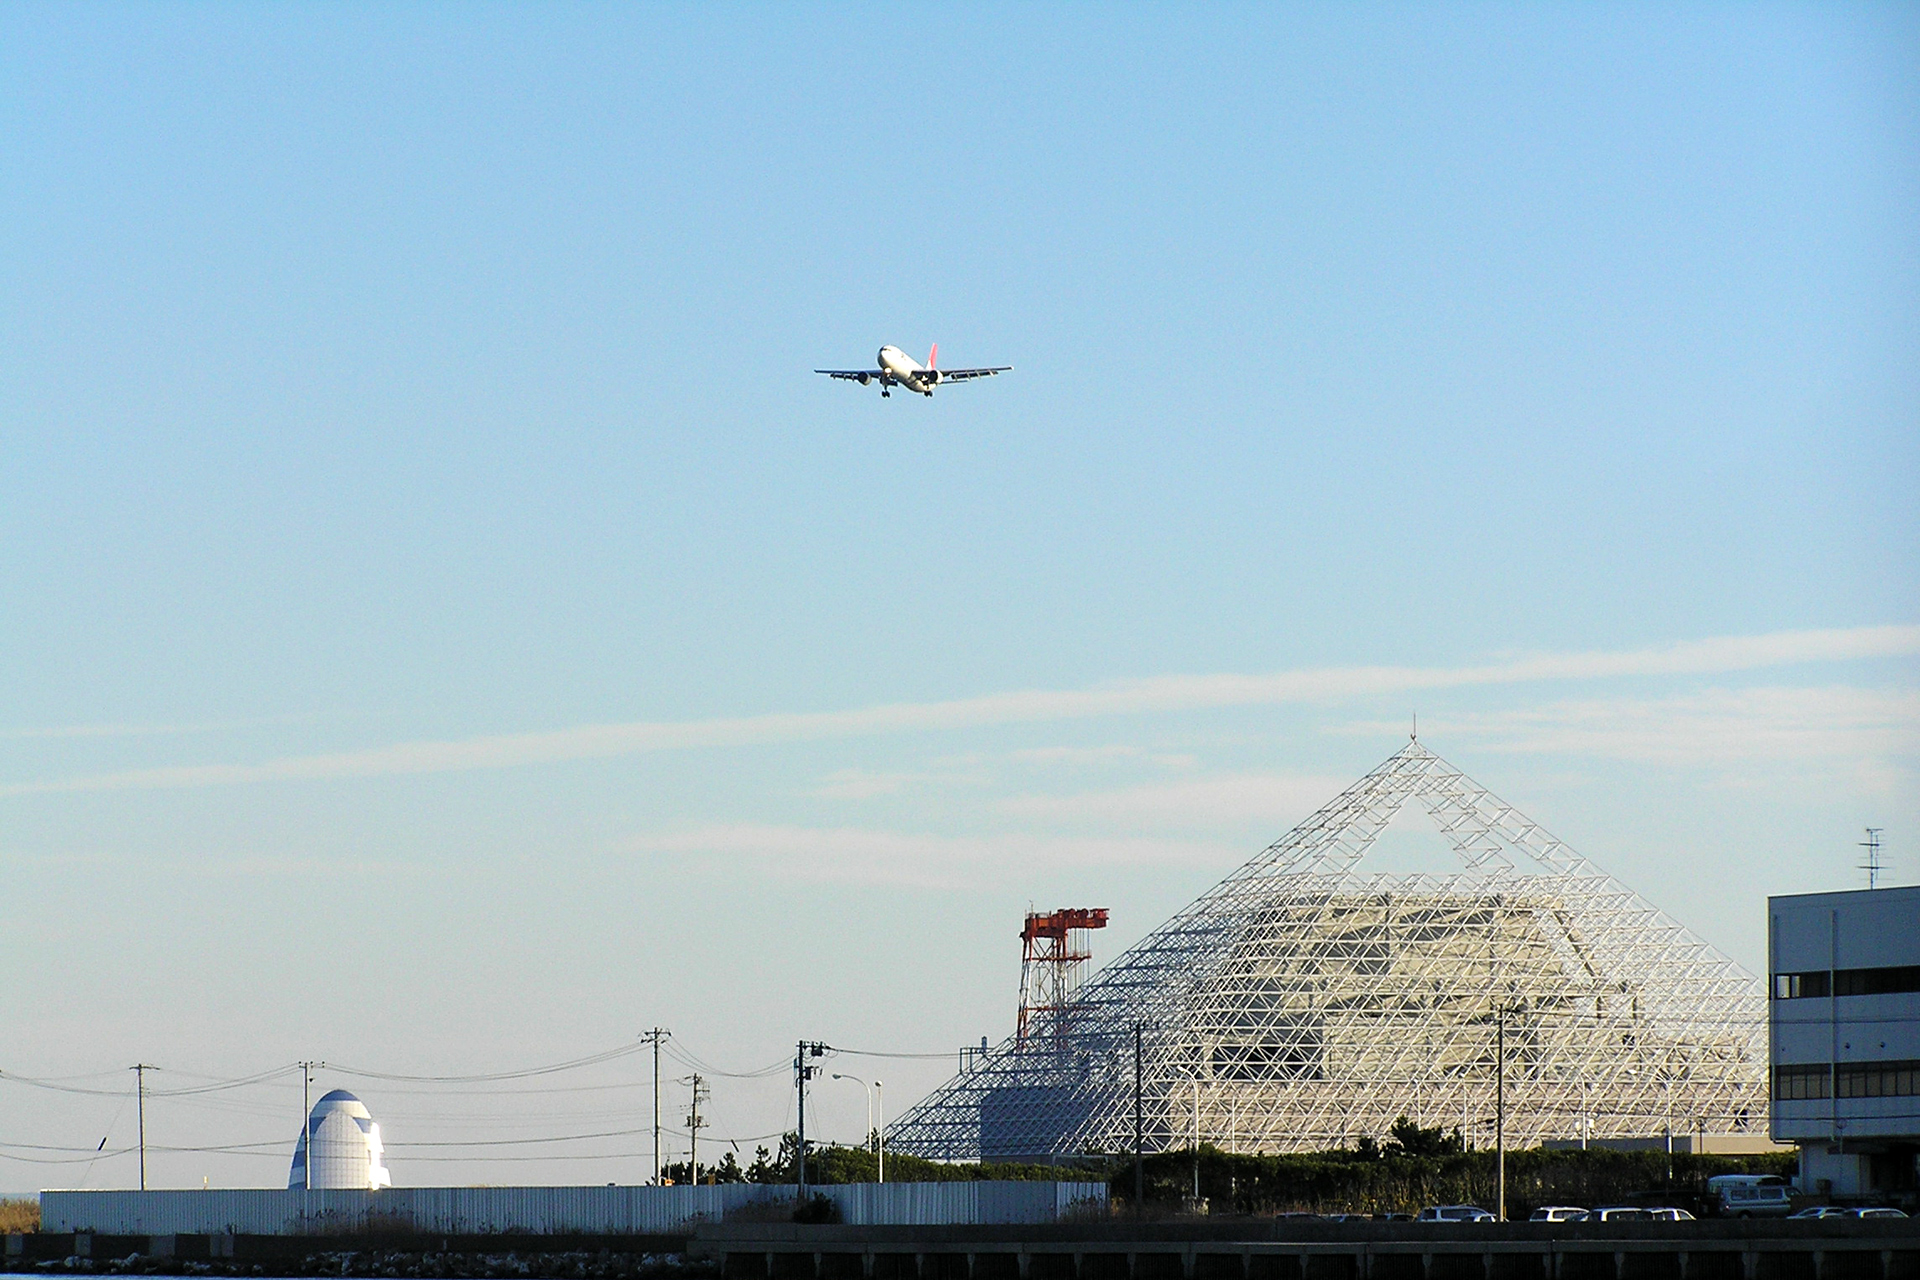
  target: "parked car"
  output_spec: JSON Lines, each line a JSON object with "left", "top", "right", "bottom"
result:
{"left": 1852, "top": 1207, "right": 1908, "bottom": 1218}
{"left": 1582, "top": 1207, "right": 1652, "bottom": 1222}
{"left": 1323, "top": 1214, "right": 1371, "bottom": 1222}
{"left": 1530, "top": 1206, "right": 1589, "bottom": 1222}
{"left": 1789, "top": 1206, "right": 1853, "bottom": 1219}
{"left": 1375, "top": 1212, "right": 1415, "bottom": 1222}
{"left": 1644, "top": 1208, "right": 1695, "bottom": 1221}
{"left": 1707, "top": 1174, "right": 1793, "bottom": 1218}
{"left": 1419, "top": 1205, "right": 1497, "bottom": 1222}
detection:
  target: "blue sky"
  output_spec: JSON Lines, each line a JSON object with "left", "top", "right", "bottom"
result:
{"left": 2, "top": 3, "right": 1916, "bottom": 1191}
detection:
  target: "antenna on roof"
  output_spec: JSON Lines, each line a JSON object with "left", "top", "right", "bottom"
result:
{"left": 1411, "top": 711, "right": 1417, "bottom": 742}
{"left": 1860, "top": 828, "right": 1884, "bottom": 890}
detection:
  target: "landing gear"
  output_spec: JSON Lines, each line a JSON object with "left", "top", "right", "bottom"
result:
{"left": 881, "top": 389, "right": 890, "bottom": 397}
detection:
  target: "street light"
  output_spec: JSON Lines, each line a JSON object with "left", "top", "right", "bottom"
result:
{"left": 1662, "top": 1073, "right": 1674, "bottom": 1182}
{"left": 1579, "top": 1077, "right": 1589, "bottom": 1151}
{"left": 831, "top": 1074, "right": 884, "bottom": 1184}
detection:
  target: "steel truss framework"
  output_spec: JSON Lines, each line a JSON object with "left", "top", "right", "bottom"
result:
{"left": 888, "top": 741, "right": 1768, "bottom": 1161}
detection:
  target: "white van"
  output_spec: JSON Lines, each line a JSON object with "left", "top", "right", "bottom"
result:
{"left": 1707, "top": 1174, "right": 1792, "bottom": 1218}
{"left": 1530, "top": 1206, "right": 1588, "bottom": 1222}
{"left": 1418, "top": 1204, "right": 1497, "bottom": 1222}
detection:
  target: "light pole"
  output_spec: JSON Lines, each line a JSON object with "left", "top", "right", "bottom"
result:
{"left": 1490, "top": 998, "right": 1522, "bottom": 1221}
{"left": 1580, "top": 1078, "right": 1589, "bottom": 1151}
{"left": 832, "top": 1074, "right": 883, "bottom": 1183}
{"left": 1133, "top": 1024, "right": 1144, "bottom": 1208}
{"left": 1662, "top": 1074, "right": 1673, "bottom": 1182}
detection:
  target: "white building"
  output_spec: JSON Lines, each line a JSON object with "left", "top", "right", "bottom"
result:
{"left": 1770, "top": 884, "right": 1920, "bottom": 1200}
{"left": 288, "top": 1089, "right": 392, "bottom": 1190}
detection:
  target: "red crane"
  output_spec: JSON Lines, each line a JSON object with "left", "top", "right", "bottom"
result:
{"left": 1017, "top": 908, "right": 1109, "bottom": 1048}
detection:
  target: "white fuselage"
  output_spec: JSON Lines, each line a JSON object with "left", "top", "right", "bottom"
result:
{"left": 878, "top": 345, "right": 937, "bottom": 395}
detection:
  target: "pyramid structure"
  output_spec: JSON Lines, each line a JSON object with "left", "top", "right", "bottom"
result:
{"left": 887, "top": 741, "right": 1769, "bottom": 1161}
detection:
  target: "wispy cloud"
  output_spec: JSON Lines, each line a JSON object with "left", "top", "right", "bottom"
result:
{"left": 805, "top": 767, "right": 984, "bottom": 799}
{"left": 998, "top": 771, "right": 1349, "bottom": 829}
{"left": 1008, "top": 745, "right": 1197, "bottom": 768}
{"left": 1374, "top": 685, "right": 1920, "bottom": 775}
{"left": 0, "top": 711, "right": 353, "bottom": 741}
{"left": 5, "top": 625, "right": 1914, "bottom": 797}
{"left": 626, "top": 824, "right": 1232, "bottom": 889}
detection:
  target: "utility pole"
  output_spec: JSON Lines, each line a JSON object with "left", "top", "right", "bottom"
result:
{"left": 795, "top": 1041, "right": 827, "bottom": 1194}
{"left": 1495, "top": 1011, "right": 1506, "bottom": 1221}
{"left": 1132, "top": 1023, "right": 1144, "bottom": 1208}
{"left": 685, "top": 1074, "right": 710, "bottom": 1184}
{"left": 296, "top": 1061, "right": 323, "bottom": 1207}
{"left": 130, "top": 1065, "right": 156, "bottom": 1191}
{"left": 1190, "top": 1077, "right": 1200, "bottom": 1204}
{"left": 640, "top": 1029, "right": 669, "bottom": 1184}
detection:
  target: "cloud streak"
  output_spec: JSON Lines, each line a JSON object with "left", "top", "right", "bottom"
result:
{"left": 627, "top": 824, "right": 1234, "bottom": 890}
{"left": 5, "top": 624, "right": 1915, "bottom": 797}
{"left": 998, "top": 771, "right": 1350, "bottom": 829}
{"left": 1390, "top": 686, "right": 1920, "bottom": 765}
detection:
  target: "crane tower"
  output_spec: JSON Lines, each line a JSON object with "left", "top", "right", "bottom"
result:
{"left": 1017, "top": 907, "right": 1109, "bottom": 1049}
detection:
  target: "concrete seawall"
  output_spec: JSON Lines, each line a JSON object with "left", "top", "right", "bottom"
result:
{"left": 7, "top": 1219, "right": 1915, "bottom": 1280}
{"left": 688, "top": 1221, "right": 1920, "bottom": 1280}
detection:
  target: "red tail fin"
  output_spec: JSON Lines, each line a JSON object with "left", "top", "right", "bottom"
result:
{"left": 927, "top": 343, "right": 937, "bottom": 370}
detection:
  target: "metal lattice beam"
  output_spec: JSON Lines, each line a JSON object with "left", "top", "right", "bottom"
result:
{"left": 887, "top": 741, "right": 1768, "bottom": 1161}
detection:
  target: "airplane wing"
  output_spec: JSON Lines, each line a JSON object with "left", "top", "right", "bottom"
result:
{"left": 933, "top": 366, "right": 1012, "bottom": 382}
{"left": 815, "top": 370, "right": 883, "bottom": 381}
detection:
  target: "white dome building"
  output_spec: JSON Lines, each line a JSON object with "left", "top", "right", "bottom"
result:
{"left": 288, "top": 1089, "right": 391, "bottom": 1190}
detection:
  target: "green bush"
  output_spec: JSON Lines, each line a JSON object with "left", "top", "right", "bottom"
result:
{"left": 791, "top": 1193, "right": 841, "bottom": 1223}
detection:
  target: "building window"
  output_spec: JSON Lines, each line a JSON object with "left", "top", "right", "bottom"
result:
{"left": 1773, "top": 971, "right": 1831, "bottom": 999}
{"left": 1772, "top": 1064, "right": 1831, "bottom": 1100}
{"left": 1835, "top": 1059, "right": 1920, "bottom": 1099}
{"left": 1832, "top": 966, "right": 1920, "bottom": 997}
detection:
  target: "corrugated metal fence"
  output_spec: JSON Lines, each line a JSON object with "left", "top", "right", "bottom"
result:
{"left": 40, "top": 1182, "right": 1109, "bottom": 1235}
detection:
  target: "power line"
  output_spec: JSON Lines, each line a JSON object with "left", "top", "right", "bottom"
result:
{"left": 327, "top": 1043, "right": 647, "bottom": 1083}
{"left": 661, "top": 1042, "right": 789, "bottom": 1079}
{"left": 0, "top": 1064, "right": 299, "bottom": 1097}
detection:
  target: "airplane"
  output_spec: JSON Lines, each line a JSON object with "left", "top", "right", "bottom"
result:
{"left": 816, "top": 344, "right": 1011, "bottom": 397}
